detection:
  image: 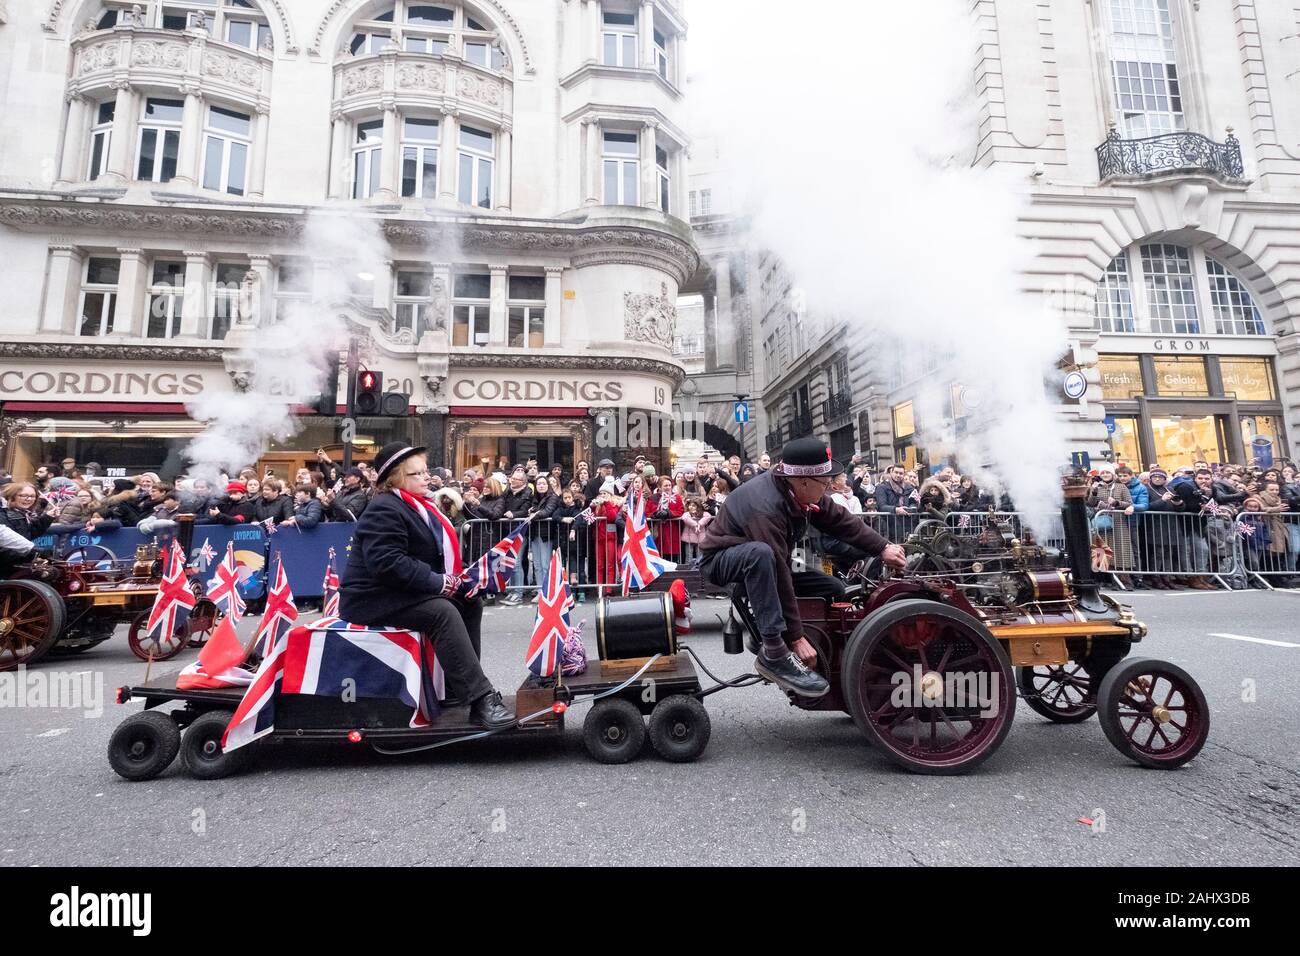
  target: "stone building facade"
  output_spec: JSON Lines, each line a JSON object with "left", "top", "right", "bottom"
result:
{"left": 0, "top": 0, "right": 697, "bottom": 479}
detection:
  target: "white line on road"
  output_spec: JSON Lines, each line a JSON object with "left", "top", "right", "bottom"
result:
{"left": 1208, "top": 632, "right": 1300, "bottom": 648}
{"left": 36, "top": 728, "right": 70, "bottom": 738}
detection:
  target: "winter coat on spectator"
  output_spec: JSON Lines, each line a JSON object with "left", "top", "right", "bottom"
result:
{"left": 1257, "top": 490, "right": 1288, "bottom": 555}
{"left": 178, "top": 490, "right": 218, "bottom": 516}
{"left": 681, "top": 510, "right": 713, "bottom": 545}
{"left": 249, "top": 494, "right": 294, "bottom": 526}
{"left": 875, "top": 479, "right": 915, "bottom": 513}
{"left": 501, "top": 485, "right": 534, "bottom": 522}
{"left": 51, "top": 497, "right": 93, "bottom": 525}
{"left": 528, "top": 490, "right": 561, "bottom": 540}
{"left": 206, "top": 495, "right": 257, "bottom": 525}
{"left": 849, "top": 471, "right": 874, "bottom": 506}
{"left": 330, "top": 486, "right": 370, "bottom": 522}
{"left": 650, "top": 490, "right": 686, "bottom": 558}
{"left": 1087, "top": 479, "right": 1134, "bottom": 570}
{"left": 98, "top": 489, "right": 147, "bottom": 527}
{"left": 1282, "top": 481, "right": 1300, "bottom": 514}
{"left": 1212, "top": 479, "right": 1246, "bottom": 510}
{"left": 1239, "top": 512, "right": 1271, "bottom": 554}
{"left": 830, "top": 488, "right": 863, "bottom": 515}
{"left": 0, "top": 506, "right": 53, "bottom": 541}
{"left": 1125, "top": 477, "right": 1150, "bottom": 513}
{"left": 917, "top": 479, "right": 952, "bottom": 518}
{"left": 465, "top": 493, "right": 506, "bottom": 522}
{"left": 137, "top": 502, "right": 181, "bottom": 536}
{"left": 291, "top": 498, "right": 324, "bottom": 530}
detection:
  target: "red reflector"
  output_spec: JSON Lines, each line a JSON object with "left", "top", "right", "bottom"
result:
{"left": 347, "top": 730, "right": 363, "bottom": 743}
{"left": 551, "top": 702, "right": 567, "bottom": 714}
{"left": 115, "top": 687, "right": 126, "bottom": 704}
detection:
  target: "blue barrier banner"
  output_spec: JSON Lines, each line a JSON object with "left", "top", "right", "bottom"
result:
{"left": 31, "top": 527, "right": 153, "bottom": 561}
{"left": 189, "top": 525, "right": 268, "bottom": 601}
{"left": 268, "top": 524, "right": 355, "bottom": 599}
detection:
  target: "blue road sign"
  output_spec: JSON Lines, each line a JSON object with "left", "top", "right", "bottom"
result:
{"left": 1103, "top": 415, "right": 1116, "bottom": 434}
{"left": 1071, "top": 451, "right": 1092, "bottom": 471}
{"left": 734, "top": 401, "right": 750, "bottom": 424}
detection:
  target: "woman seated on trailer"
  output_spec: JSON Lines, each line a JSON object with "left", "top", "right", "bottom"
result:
{"left": 339, "top": 443, "right": 515, "bottom": 730}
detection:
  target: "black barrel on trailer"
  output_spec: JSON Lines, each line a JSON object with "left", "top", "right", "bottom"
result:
{"left": 595, "top": 592, "right": 676, "bottom": 661}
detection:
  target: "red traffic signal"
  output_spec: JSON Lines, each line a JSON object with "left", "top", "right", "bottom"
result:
{"left": 355, "top": 369, "right": 384, "bottom": 415}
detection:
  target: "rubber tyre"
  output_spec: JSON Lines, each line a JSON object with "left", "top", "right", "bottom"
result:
{"left": 0, "top": 579, "right": 67, "bottom": 672}
{"left": 180, "top": 710, "right": 248, "bottom": 780}
{"left": 107, "top": 711, "right": 181, "bottom": 781}
{"left": 647, "top": 695, "right": 711, "bottom": 762}
{"left": 1097, "top": 658, "right": 1209, "bottom": 769}
{"left": 1017, "top": 662, "right": 1098, "bottom": 724}
{"left": 841, "top": 598, "right": 1016, "bottom": 775}
{"left": 582, "top": 699, "right": 646, "bottom": 764}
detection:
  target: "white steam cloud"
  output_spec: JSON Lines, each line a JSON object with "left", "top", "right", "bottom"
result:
{"left": 691, "top": 0, "right": 1069, "bottom": 519}
{"left": 184, "top": 210, "right": 392, "bottom": 481}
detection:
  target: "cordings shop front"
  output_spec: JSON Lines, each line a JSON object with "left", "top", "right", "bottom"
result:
{"left": 1097, "top": 337, "right": 1289, "bottom": 471}
{"left": 0, "top": 348, "right": 683, "bottom": 480}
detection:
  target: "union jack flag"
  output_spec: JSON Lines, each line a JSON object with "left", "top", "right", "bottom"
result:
{"left": 222, "top": 619, "right": 446, "bottom": 753}
{"left": 321, "top": 547, "right": 340, "bottom": 617}
{"left": 462, "top": 527, "right": 526, "bottom": 598}
{"left": 1238, "top": 520, "right": 1257, "bottom": 538}
{"left": 198, "top": 538, "right": 216, "bottom": 569}
{"left": 619, "top": 487, "right": 676, "bottom": 595}
{"left": 1203, "top": 499, "right": 1222, "bottom": 516}
{"left": 142, "top": 538, "right": 195, "bottom": 649}
{"left": 526, "top": 551, "right": 572, "bottom": 678}
{"left": 253, "top": 554, "right": 298, "bottom": 658}
{"left": 207, "top": 542, "right": 246, "bottom": 619}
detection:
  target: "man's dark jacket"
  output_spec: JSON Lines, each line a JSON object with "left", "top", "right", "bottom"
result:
{"left": 699, "top": 469, "right": 890, "bottom": 638}
{"left": 340, "top": 491, "right": 456, "bottom": 623}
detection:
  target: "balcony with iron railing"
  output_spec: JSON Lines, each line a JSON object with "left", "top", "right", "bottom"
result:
{"left": 1096, "top": 126, "right": 1245, "bottom": 185}
{"left": 788, "top": 410, "right": 814, "bottom": 440}
{"left": 823, "top": 389, "right": 852, "bottom": 424}
{"left": 764, "top": 426, "right": 784, "bottom": 454}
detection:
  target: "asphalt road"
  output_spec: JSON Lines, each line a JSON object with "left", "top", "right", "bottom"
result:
{"left": 1, "top": 589, "right": 1297, "bottom": 866}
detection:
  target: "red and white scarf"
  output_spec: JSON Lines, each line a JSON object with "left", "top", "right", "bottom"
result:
{"left": 394, "top": 488, "right": 464, "bottom": 576}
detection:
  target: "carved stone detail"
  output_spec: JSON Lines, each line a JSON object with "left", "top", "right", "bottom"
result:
{"left": 623, "top": 282, "right": 677, "bottom": 350}
{"left": 0, "top": 342, "right": 226, "bottom": 362}
{"left": 396, "top": 62, "right": 445, "bottom": 92}
{"left": 131, "top": 40, "right": 188, "bottom": 70}
{"left": 202, "top": 50, "right": 262, "bottom": 89}
{"left": 342, "top": 64, "right": 384, "bottom": 95}
{"left": 78, "top": 41, "right": 120, "bottom": 75}
{"left": 456, "top": 72, "right": 502, "bottom": 106}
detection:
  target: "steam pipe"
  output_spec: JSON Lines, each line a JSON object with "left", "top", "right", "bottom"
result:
{"left": 1060, "top": 474, "right": 1106, "bottom": 612}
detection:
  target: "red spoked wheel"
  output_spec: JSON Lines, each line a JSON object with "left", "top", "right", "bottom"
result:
{"left": 841, "top": 598, "right": 1016, "bottom": 775}
{"left": 1017, "top": 661, "right": 1097, "bottom": 723}
{"left": 1097, "top": 658, "right": 1209, "bottom": 769}
{"left": 185, "top": 599, "right": 219, "bottom": 649}
{"left": 0, "top": 580, "right": 66, "bottom": 673}
{"left": 126, "top": 610, "right": 190, "bottom": 662}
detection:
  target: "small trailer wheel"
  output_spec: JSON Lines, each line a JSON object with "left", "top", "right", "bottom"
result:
{"left": 180, "top": 710, "right": 248, "bottom": 780}
{"left": 647, "top": 695, "right": 711, "bottom": 762}
{"left": 107, "top": 711, "right": 181, "bottom": 781}
{"left": 1097, "top": 658, "right": 1209, "bottom": 769}
{"left": 582, "top": 699, "right": 646, "bottom": 764}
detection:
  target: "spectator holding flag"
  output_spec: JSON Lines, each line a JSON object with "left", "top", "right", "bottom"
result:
{"left": 339, "top": 442, "right": 514, "bottom": 730}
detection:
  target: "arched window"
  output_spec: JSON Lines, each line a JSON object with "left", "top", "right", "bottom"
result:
{"left": 91, "top": 1, "right": 274, "bottom": 50}
{"left": 1101, "top": 0, "right": 1185, "bottom": 138}
{"left": 1095, "top": 243, "right": 1266, "bottom": 336}
{"left": 349, "top": 2, "right": 506, "bottom": 68}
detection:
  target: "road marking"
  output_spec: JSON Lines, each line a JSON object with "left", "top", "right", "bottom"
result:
{"left": 36, "top": 728, "right": 70, "bottom": 738}
{"left": 1209, "top": 632, "right": 1300, "bottom": 648}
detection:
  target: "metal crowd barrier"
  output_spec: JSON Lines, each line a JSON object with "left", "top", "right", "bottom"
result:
{"left": 458, "top": 516, "right": 706, "bottom": 598}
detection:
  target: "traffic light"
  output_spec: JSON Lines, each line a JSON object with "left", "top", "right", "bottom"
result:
{"left": 355, "top": 369, "right": 383, "bottom": 415}
{"left": 380, "top": 391, "right": 410, "bottom": 416}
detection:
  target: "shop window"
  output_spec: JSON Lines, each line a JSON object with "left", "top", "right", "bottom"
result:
{"left": 1150, "top": 415, "right": 1221, "bottom": 471}
{"left": 1219, "top": 357, "right": 1275, "bottom": 402}
{"left": 1109, "top": 416, "right": 1142, "bottom": 469}
{"left": 1099, "top": 354, "right": 1143, "bottom": 400}
{"left": 1242, "top": 415, "right": 1283, "bottom": 468}
{"left": 1152, "top": 355, "right": 1208, "bottom": 397}
{"left": 892, "top": 401, "right": 915, "bottom": 440}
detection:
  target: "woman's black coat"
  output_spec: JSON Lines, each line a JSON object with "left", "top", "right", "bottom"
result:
{"left": 0, "top": 508, "right": 53, "bottom": 541}
{"left": 340, "top": 491, "right": 456, "bottom": 624}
